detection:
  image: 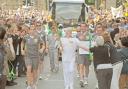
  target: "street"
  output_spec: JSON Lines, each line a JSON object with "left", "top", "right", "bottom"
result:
{"left": 6, "top": 56, "right": 97, "bottom": 89}
{"left": 0, "top": 0, "right": 128, "bottom": 89}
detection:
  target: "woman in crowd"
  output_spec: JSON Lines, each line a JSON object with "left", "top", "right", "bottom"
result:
{"left": 60, "top": 27, "right": 88, "bottom": 89}
{"left": 5, "top": 24, "right": 17, "bottom": 86}
{"left": 23, "top": 24, "right": 44, "bottom": 89}
{"left": 110, "top": 23, "right": 120, "bottom": 44}
{"left": 119, "top": 37, "right": 128, "bottom": 89}
{"left": 90, "top": 36, "right": 113, "bottom": 89}
{"left": 11, "top": 25, "right": 25, "bottom": 77}
{"left": 114, "top": 29, "right": 128, "bottom": 49}
{"left": 102, "top": 32, "right": 123, "bottom": 89}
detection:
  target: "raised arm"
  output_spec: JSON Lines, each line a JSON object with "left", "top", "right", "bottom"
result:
{"left": 79, "top": 45, "right": 89, "bottom": 51}
{"left": 76, "top": 38, "right": 89, "bottom": 51}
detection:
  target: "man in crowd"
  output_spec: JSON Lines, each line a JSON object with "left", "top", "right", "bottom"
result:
{"left": 76, "top": 23, "right": 91, "bottom": 87}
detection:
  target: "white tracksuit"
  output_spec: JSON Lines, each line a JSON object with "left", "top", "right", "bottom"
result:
{"left": 61, "top": 37, "right": 79, "bottom": 89}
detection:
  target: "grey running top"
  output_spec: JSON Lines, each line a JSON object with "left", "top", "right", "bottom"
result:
{"left": 24, "top": 34, "right": 43, "bottom": 58}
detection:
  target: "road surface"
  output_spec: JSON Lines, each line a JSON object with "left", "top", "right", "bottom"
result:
{"left": 6, "top": 56, "right": 97, "bottom": 89}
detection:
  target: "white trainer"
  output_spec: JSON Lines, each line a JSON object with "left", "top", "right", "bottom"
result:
{"left": 65, "top": 85, "right": 69, "bottom": 89}
{"left": 76, "top": 73, "right": 80, "bottom": 78}
{"left": 39, "top": 75, "right": 43, "bottom": 80}
{"left": 33, "top": 85, "right": 37, "bottom": 89}
{"left": 70, "top": 85, "right": 74, "bottom": 89}
{"left": 84, "top": 80, "right": 88, "bottom": 85}
{"left": 27, "top": 86, "right": 32, "bottom": 89}
{"left": 95, "top": 83, "right": 99, "bottom": 89}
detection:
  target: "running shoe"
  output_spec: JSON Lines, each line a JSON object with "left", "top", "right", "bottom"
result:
{"left": 80, "top": 80, "right": 85, "bottom": 87}
{"left": 84, "top": 80, "right": 88, "bottom": 85}
{"left": 65, "top": 85, "right": 69, "bottom": 89}
{"left": 27, "top": 86, "right": 32, "bottom": 89}
{"left": 39, "top": 75, "right": 43, "bottom": 80}
{"left": 76, "top": 73, "right": 80, "bottom": 78}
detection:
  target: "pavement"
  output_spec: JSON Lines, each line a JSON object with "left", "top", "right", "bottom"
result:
{"left": 6, "top": 56, "right": 97, "bottom": 89}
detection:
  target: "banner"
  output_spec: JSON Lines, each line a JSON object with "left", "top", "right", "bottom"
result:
{"left": 111, "top": 5, "right": 123, "bottom": 18}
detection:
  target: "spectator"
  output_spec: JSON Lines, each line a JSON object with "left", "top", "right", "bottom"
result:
{"left": 90, "top": 36, "right": 113, "bottom": 89}
{"left": 102, "top": 32, "right": 123, "bottom": 89}
{"left": 110, "top": 23, "right": 120, "bottom": 44}
{"left": 0, "top": 26, "right": 7, "bottom": 89}
{"left": 76, "top": 23, "right": 91, "bottom": 87}
{"left": 119, "top": 37, "right": 128, "bottom": 89}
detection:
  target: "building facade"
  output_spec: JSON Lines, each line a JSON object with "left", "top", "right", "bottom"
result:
{"left": 95, "top": 0, "right": 125, "bottom": 9}
{"left": 0, "top": 0, "right": 48, "bottom": 10}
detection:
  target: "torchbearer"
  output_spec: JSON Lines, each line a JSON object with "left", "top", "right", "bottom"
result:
{"left": 60, "top": 27, "right": 89, "bottom": 89}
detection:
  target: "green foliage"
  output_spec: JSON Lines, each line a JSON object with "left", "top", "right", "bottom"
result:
{"left": 85, "top": 0, "right": 95, "bottom": 5}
